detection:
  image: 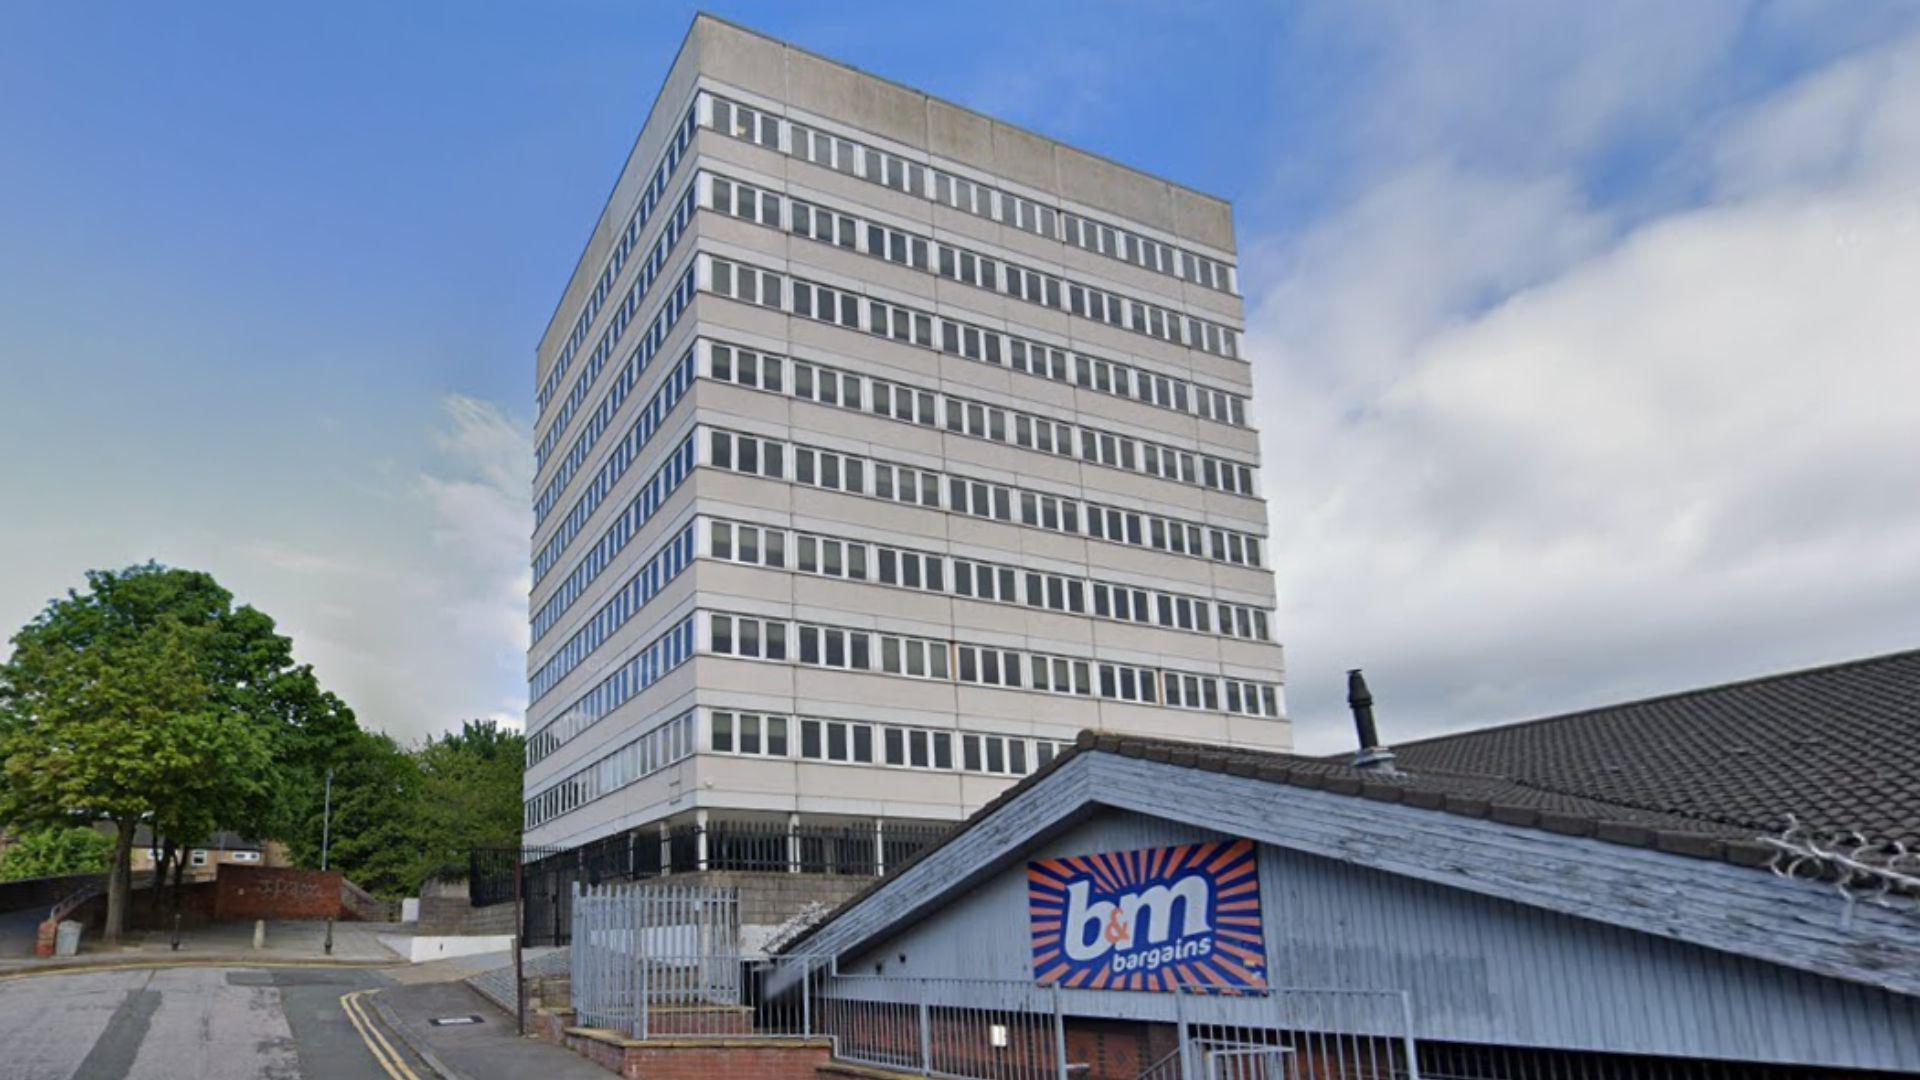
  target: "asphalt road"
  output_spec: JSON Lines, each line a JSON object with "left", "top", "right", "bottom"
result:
{"left": 0, "top": 966, "right": 396, "bottom": 1080}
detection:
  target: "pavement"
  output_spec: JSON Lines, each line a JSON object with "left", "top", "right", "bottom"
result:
{"left": 374, "top": 979, "right": 612, "bottom": 1080}
{"left": 0, "top": 919, "right": 408, "bottom": 976}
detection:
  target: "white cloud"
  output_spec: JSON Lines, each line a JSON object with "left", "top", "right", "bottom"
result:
{"left": 227, "top": 395, "right": 533, "bottom": 742}
{"left": 1254, "top": 17, "right": 1920, "bottom": 754}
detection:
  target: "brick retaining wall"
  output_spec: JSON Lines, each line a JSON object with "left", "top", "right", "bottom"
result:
{"left": 532, "top": 1008, "right": 833, "bottom": 1080}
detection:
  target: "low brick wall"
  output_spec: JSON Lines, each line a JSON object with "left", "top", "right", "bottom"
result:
{"left": 128, "top": 866, "right": 354, "bottom": 925}
{"left": 532, "top": 1008, "right": 833, "bottom": 1079}
{"left": 622, "top": 1041, "right": 833, "bottom": 1080}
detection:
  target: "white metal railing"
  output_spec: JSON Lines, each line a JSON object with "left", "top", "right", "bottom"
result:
{"left": 568, "top": 885, "right": 1417, "bottom": 1078}
{"left": 1173, "top": 986, "right": 1418, "bottom": 1080}
{"left": 822, "top": 975, "right": 1070, "bottom": 1080}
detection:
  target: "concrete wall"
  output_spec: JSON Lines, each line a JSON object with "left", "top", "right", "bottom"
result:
{"left": 687, "top": 14, "right": 1234, "bottom": 252}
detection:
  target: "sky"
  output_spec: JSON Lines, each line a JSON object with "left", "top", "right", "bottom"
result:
{"left": 1, "top": 1, "right": 1916, "bottom": 753}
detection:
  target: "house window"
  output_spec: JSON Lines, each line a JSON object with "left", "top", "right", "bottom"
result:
{"left": 190, "top": 850, "right": 209, "bottom": 867}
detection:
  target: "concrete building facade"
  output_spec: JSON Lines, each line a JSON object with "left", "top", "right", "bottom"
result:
{"left": 523, "top": 15, "right": 1282, "bottom": 855}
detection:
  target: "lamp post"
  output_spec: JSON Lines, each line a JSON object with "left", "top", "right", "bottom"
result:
{"left": 321, "top": 769, "right": 334, "bottom": 956}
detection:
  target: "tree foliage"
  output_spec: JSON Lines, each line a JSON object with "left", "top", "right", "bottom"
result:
{"left": 284, "top": 720, "right": 524, "bottom": 899}
{"left": 0, "top": 826, "right": 113, "bottom": 881}
{"left": 0, "top": 562, "right": 526, "bottom": 915}
{"left": 0, "top": 563, "right": 351, "bottom": 937}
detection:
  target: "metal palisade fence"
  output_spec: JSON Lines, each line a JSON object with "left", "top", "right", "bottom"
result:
{"left": 570, "top": 881, "right": 743, "bottom": 1035}
{"left": 475, "top": 819, "right": 952, "bottom": 946}
{"left": 567, "top": 881, "right": 1419, "bottom": 1079}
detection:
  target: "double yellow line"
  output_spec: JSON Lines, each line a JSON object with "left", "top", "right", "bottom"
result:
{"left": 340, "top": 989, "right": 422, "bottom": 1080}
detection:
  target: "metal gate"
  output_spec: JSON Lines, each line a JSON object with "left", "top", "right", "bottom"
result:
{"left": 570, "top": 881, "right": 741, "bottom": 1036}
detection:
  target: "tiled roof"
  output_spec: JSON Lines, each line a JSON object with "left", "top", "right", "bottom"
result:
{"left": 129, "top": 826, "right": 261, "bottom": 851}
{"left": 1378, "top": 648, "right": 1920, "bottom": 846}
{"left": 781, "top": 648, "right": 1919, "bottom": 954}
{"left": 1079, "top": 731, "right": 1772, "bottom": 865}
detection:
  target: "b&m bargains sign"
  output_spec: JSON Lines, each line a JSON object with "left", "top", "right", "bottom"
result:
{"left": 1028, "top": 839, "right": 1266, "bottom": 992}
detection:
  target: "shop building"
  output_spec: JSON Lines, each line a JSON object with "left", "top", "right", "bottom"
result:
{"left": 777, "top": 651, "right": 1920, "bottom": 1077}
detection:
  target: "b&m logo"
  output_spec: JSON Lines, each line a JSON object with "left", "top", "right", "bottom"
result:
{"left": 1028, "top": 839, "right": 1265, "bottom": 992}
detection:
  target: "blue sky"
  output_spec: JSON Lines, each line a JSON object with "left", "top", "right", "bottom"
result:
{"left": 3, "top": 2, "right": 1918, "bottom": 751}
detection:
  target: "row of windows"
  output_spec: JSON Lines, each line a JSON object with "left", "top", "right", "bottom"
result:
{"left": 702, "top": 611, "right": 1282, "bottom": 718}
{"left": 705, "top": 248, "right": 1248, "bottom": 430}
{"left": 706, "top": 517, "right": 1272, "bottom": 642}
{"left": 710, "top": 613, "right": 954, "bottom": 680}
{"left": 535, "top": 195, "right": 697, "bottom": 476}
{"left": 528, "top": 523, "right": 695, "bottom": 706}
{"left": 534, "top": 184, "right": 697, "bottom": 511}
{"left": 525, "top": 615, "right": 697, "bottom": 771}
{"left": 704, "top": 173, "right": 1241, "bottom": 361}
{"left": 532, "top": 347, "right": 694, "bottom": 587}
{"left": 1060, "top": 211, "right": 1232, "bottom": 293}
{"left": 711, "top": 709, "right": 1071, "bottom": 778}
{"left": 524, "top": 710, "right": 694, "bottom": 828}
{"left": 537, "top": 184, "right": 698, "bottom": 473}
{"left": 704, "top": 427, "right": 1265, "bottom": 569}
{"left": 704, "top": 336, "right": 1256, "bottom": 499}
{"left": 530, "top": 436, "right": 697, "bottom": 647}
{"left": 714, "top": 95, "right": 1238, "bottom": 297}
{"left": 538, "top": 103, "right": 696, "bottom": 418}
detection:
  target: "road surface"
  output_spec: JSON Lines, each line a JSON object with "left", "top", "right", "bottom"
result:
{"left": 0, "top": 965, "right": 396, "bottom": 1080}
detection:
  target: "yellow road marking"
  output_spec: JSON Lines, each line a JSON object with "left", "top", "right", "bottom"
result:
{"left": 340, "top": 989, "right": 421, "bottom": 1080}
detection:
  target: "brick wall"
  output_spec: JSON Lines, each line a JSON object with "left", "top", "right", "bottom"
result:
{"left": 1064, "top": 1016, "right": 1182, "bottom": 1080}
{"left": 212, "top": 866, "right": 345, "bottom": 921}
{"left": 532, "top": 1008, "right": 833, "bottom": 1080}
{"left": 620, "top": 1042, "right": 832, "bottom": 1080}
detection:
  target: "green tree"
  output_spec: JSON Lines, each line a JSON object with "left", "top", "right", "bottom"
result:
{"left": 415, "top": 720, "right": 525, "bottom": 862}
{"left": 282, "top": 720, "right": 525, "bottom": 900}
{"left": 284, "top": 729, "right": 424, "bottom": 898}
{"left": 0, "top": 826, "right": 113, "bottom": 881}
{"left": 0, "top": 563, "right": 345, "bottom": 940}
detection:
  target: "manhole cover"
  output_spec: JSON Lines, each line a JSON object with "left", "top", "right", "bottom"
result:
{"left": 429, "top": 1016, "right": 485, "bottom": 1027}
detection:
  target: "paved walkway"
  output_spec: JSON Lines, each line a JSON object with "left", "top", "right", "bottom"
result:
{"left": 377, "top": 979, "right": 613, "bottom": 1080}
{"left": 0, "top": 919, "right": 408, "bottom": 975}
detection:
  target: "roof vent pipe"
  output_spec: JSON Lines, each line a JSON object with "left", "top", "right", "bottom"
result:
{"left": 1348, "top": 669, "right": 1397, "bottom": 772}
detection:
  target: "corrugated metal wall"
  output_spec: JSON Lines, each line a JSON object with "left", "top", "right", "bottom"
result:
{"left": 844, "top": 809, "right": 1920, "bottom": 1072}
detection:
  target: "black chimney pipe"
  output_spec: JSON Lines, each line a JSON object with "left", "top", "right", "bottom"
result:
{"left": 1347, "top": 668, "right": 1396, "bottom": 771}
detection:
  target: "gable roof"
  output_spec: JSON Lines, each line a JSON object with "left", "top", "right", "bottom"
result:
{"left": 1379, "top": 647, "right": 1920, "bottom": 845}
{"left": 784, "top": 648, "right": 1920, "bottom": 963}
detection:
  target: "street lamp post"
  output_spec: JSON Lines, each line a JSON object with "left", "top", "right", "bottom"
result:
{"left": 321, "top": 769, "right": 334, "bottom": 956}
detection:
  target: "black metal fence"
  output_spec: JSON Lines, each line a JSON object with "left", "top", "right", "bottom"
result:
{"left": 473, "top": 819, "right": 950, "bottom": 946}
